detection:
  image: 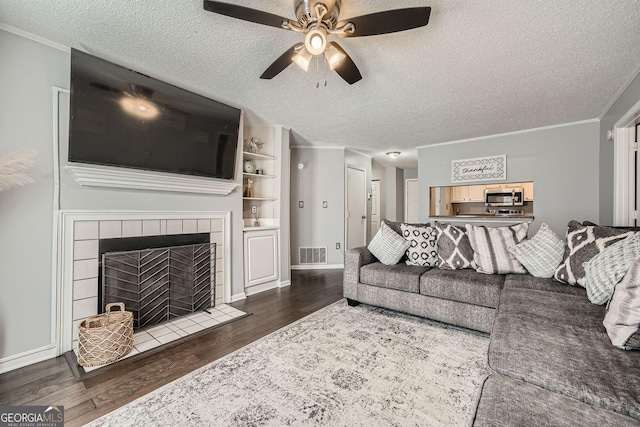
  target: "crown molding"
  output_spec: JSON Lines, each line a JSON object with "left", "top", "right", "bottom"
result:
{"left": 599, "top": 63, "right": 640, "bottom": 120}
{"left": 0, "top": 23, "right": 70, "bottom": 52}
{"left": 417, "top": 119, "right": 600, "bottom": 149}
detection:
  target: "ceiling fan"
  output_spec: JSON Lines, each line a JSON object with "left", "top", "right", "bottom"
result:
{"left": 203, "top": 0, "right": 431, "bottom": 84}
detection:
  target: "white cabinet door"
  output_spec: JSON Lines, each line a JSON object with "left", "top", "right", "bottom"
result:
{"left": 244, "top": 229, "right": 278, "bottom": 289}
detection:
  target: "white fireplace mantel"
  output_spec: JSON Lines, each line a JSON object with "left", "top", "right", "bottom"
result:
{"left": 65, "top": 164, "right": 240, "bottom": 196}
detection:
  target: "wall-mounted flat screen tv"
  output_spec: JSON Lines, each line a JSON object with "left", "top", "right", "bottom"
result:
{"left": 69, "top": 48, "right": 240, "bottom": 180}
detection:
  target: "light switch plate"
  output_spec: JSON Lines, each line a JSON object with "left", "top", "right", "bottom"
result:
{"left": 299, "top": 201, "right": 304, "bottom": 208}
{"left": 251, "top": 205, "right": 257, "bottom": 214}
{"left": 322, "top": 201, "right": 328, "bottom": 208}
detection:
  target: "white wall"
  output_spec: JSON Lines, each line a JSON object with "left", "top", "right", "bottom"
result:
{"left": 0, "top": 30, "right": 68, "bottom": 359}
{"left": 418, "top": 121, "right": 601, "bottom": 237}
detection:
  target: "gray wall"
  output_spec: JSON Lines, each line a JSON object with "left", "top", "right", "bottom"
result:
{"left": 404, "top": 168, "right": 418, "bottom": 180}
{"left": 372, "top": 162, "right": 407, "bottom": 224}
{"left": 0, "top": 30, "right": 68, "bottom": 358}
{"left": 418, "top": 121, "right": 601, "bottom": 237}
{"left": 599, "top": 70, "right": 640, "bottom": 226}
{"left": 290, "top": 148, "right": 345, "bottom": 265}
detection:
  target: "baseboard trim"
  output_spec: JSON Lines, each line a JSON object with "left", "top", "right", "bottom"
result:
{"left": 230, "top": 292, "right": 247, "bottom": 303}
{"left": 279, "top": 280, "right": 291, "bottom": 288}
{"left": 291, "top": 264, "right": 344, "bottom": 270}
{"left": 0, "top": 344, "right": 57, "bottom": 374}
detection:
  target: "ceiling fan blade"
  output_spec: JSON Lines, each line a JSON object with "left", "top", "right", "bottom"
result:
{"left": 203, "top": 0, "right": 290, "bottom": 29}
{"left": 338, "top": 7, "right": 431, "bottom": 37}
{"left": 260, "top": 43, "right": 304, "bottom": 80}
{"left": 328, "top": 42, "right": 362, "bottom": 85}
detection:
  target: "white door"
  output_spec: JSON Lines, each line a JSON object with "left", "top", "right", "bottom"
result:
{"left": 405, "top": 179, "right": 419, "bottom": 223}
{"left": 346, "top": 166, "right": 366, "bottom": 249}
{"left": 371, "top": 180, "right": 381, "bottom": 236}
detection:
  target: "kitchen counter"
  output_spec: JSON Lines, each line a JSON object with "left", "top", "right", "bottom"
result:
{"left": 430, "top": 214, "right": 534, "bottom": 221}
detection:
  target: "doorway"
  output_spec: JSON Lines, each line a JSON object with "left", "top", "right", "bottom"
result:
{"left": 371, "top": 179, "right": 381, "bottom": 236}
{"left": 405, "top": 179, "right": 419, "bottom": 222}
{"left": 346, "top": 166, "right": 367, "bottom": 249}
{"left": 614, "top": 99, "right": 640, "bottom": 226}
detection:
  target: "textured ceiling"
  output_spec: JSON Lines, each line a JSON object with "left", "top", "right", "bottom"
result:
{"left": 2, "top": 0, "right": 640, "bottom": 168}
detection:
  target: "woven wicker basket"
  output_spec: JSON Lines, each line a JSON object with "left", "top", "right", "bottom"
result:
{"left": 78, "top": 302, "right": 134, "bottom": 367}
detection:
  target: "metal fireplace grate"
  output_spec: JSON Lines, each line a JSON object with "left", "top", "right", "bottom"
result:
{"left": 102, "top": 243, "right": 216, "bottom": 329}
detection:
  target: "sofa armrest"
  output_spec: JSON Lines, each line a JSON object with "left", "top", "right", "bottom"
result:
{"left": 343, "top": 246, "right": 376, "bottom": 300}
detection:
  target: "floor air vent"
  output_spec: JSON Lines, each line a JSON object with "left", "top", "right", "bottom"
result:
{"left": 299, "top": 247, "right": 327, "bottom": 265}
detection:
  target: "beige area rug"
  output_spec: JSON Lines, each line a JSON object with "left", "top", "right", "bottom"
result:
{"left": 88, "top": 300, "right": 490, "bottom": 426}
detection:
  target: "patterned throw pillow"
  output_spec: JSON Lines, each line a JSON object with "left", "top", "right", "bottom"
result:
{"left": 400, "top": 224, "right": 438, "bottom": 267}
{"left": 367, "top": 222, "right": 411, "bottom": 266}
{"left": 435, "top": 222, "right": 476, "bottom": 270}
{"left": 508, "top": 223, "right": 564, "bottom": 278}
{"left": 584, "top": 233, "right": 640, "bottom": 305}
{"left": 466, "top": 222, "right": 529, "bottom": 275}
{"left": 554, "top": 220, "right": 634, "bottom": 287}
{"left": 603, "top": 258, "right": 640, "bottom": 350}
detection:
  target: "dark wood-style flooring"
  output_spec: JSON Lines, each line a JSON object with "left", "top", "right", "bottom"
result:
{"left": 0, "top": 269, "right": 344, "bottom": 426}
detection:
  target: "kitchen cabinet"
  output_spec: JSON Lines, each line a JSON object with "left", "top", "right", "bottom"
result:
{"left": 504, "top": 182, "right": 533, "bottom": 201}
{"left": 452, "top": 185, "right": 486, "bottom": 203}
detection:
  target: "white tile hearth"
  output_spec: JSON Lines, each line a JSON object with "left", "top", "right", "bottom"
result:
{"left": 142, "top": 220, "right": 161, "bottom": 236}
{"left": 75, "top": 304, "right": 246, "bottom": 373}
{"left": 197, "top": 219, "right": 211, "bottom": 233}
{"left": 74, "top": 221, "right": 98, "bottom": 240}
{"left": 73, "top": 240, "right": 98, "bottom": 260}
{"left": 183, "top": 219, "right": 198, "bottom": 233}
{"left": 166, "top": 219, "right": 183, "bottom": 234}
{"left": 99, "top": 220, "right": 122, "bottom": 239}
{"left": 122, "top": 220, "right": 143, "bottom": 237}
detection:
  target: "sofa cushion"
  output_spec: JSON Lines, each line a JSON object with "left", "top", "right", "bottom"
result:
{"left": 473, "top": 374, "right": 640, "bottom": 427}
{"left": 490, "top": 288, "right": 640, "bottom": 420}
{"left": 400, "top": 223, "right": 439, "bottom": 267}
{"left": 360, "top": 262, "right": 431, "bottom": 293}
{"left": 420, "top": 269, "right": 505, "bottom": 308}
{"left": 584, "top": 232, "right": 640, "bottom": 305}
{"left": 603, "top": 258, "right": 640, "bottom": 350}
{"left": 367, "top": 222, "right": 410, "bottom": 266}
{"left": 466, "top": 222, "right": 529, "bottom": 274}
{"left": 503, "top": 274, "right": 587, "bottom": 297}
{"left": 508, "top": 223, "right": 565, "bottom": 278}
{"left": 554, "top": 220, "right": 634, "bottom": 287}
{"left": 435, "top": 222, "right": 476, "bottom": 270}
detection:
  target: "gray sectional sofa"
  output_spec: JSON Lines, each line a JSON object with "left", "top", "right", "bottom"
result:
{"left": 343, "top": 221, "right": 640, "bottom": 426}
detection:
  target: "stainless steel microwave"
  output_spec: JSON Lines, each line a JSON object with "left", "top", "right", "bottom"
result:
{"left": 485, "top": 187, "right": 524, "bottom": 207}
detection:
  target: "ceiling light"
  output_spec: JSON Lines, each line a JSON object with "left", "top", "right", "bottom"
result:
{"left": 119, "top": 96, "right": 159, "bottom": 119}
{"left": 386, "top": 151, "right": 401, "bottom": 159}
{"left": 292, "top": 47, "right": 313, "bottom": 72}
{"left": 324, "top": 43, "right": 346, "bottom": 70}
{"left": 305, "top": 27, "right": 327, "bottom": 56}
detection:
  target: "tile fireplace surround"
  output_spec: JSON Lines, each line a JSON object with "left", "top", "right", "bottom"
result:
{"left": 55, "top": 211, "right": 231, "bottom": 355}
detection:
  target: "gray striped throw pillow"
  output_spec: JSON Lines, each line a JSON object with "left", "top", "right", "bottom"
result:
{"left": 466, "top": 222, "right": 529, "bottom": 274}
{"left": 603, "top": 258, "right": 640, "bottom": 350}
{"left": 368, "top": 222, "right": 411, "bottom": 265}
{"left": 508, "top": 223, "right": 564, "bottom": 278}
{"left": 584, "top": 232, "right": 640, "bottom": 305}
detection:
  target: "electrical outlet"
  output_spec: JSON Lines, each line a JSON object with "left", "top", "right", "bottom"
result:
{"left": 299, "top": 201, "right": 304, "bottom": 208}
{"left": 323, "top": 201, "right": 328, "bottom": 208}
{"left": 336, "top": 243, "right": 340, "bottom": 250}
{"left": 251, "top": 205, "right": 257, "bottom": 215}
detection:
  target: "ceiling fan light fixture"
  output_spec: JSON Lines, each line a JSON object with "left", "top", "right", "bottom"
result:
{"left": 292, "top": 46, "right": 313, "bottom": 71}
{"left": 324, "top": 43, "right": 346, "bottom": 70}
{"left": 305, "top": 27, "right": 327, "bottom": 55}
{"left": 386, "top": 151, "right": 401, "bottom": 159}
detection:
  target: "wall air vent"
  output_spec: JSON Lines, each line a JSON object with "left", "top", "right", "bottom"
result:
{"left": 299, "top": 247, "right": 327, "bottom": 265}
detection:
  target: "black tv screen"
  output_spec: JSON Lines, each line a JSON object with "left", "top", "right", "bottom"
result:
{"left": 69, "top": 49, "right": 240, "bottom": 180}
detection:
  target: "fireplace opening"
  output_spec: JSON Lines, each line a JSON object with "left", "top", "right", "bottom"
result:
{"left": 98, "top": 233, "right": 215, "bottom": 330}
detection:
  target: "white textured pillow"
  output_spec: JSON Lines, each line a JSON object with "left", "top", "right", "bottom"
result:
{"left": 400, "top": 224, "right": 438, "bottom": 267}
{"left": 508, "top": 223, "right": 565, "bottom": 278}
{"left": 466, "top": 222, "right": 529, "bottom": 274}
{"left": 368, "top": 222, "right": 411, "bottom": 266}
{"left": 584, "top": 233, "right": 640, "bottom": 305}
{"left": 603, "top": 258, "right": 640, "bottom": 350}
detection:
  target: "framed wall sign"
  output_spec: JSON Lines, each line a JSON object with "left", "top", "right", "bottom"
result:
{"left": 451, "top": 155, "right": 506, "bottom": 183}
